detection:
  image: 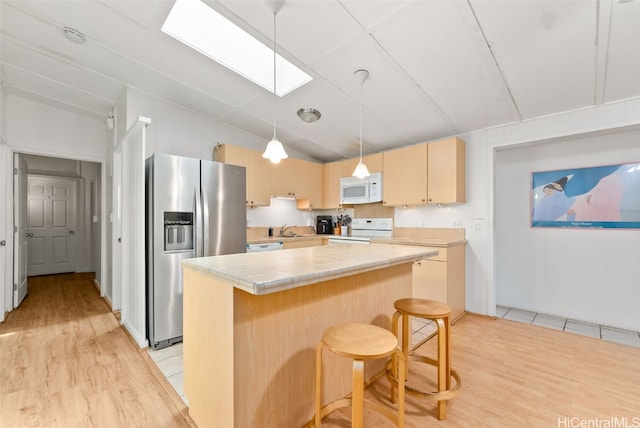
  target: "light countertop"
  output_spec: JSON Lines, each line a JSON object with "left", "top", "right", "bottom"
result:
{"left": 182, "top": 243, "right": 437, "bottom": 295}
{"left": 248, "top": 234, "right": 466, "bottom": 247}
{"left": 371, "top": 237, "right": 467, "bottom": 247}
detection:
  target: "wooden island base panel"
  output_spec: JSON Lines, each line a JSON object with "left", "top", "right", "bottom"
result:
{"left": 181, "top": 244, "right": 438, "bottom": 428}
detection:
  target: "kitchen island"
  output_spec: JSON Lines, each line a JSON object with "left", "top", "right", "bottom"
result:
{"left": 181, "top": 243, "right": 438, "bottom": 428}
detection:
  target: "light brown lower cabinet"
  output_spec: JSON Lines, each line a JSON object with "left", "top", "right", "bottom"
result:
{"left": 412, "top": 245, "right": 465, "bottom": 322}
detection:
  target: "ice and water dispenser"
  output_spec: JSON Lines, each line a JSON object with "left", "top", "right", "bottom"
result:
{"left": 164, "top": 212, "right": 193, "bottom": 252}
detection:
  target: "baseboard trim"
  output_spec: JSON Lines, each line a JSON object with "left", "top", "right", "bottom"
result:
{"left": 121, "top": 319, "right": 149, "bottom": 349}
{"left": 140, "top": 349, "right": 196, "bottom": 426}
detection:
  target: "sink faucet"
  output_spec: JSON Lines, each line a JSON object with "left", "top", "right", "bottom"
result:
{"left": 279, "top": 224, "right": 294, "bottom": 237}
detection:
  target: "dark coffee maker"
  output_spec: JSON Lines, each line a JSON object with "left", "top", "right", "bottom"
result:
{"left": 316, "top": 216, "right": 333, "bottom": 235}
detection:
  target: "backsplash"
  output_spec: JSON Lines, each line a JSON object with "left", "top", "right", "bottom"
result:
{"left": 393, "top": 227, "right": 465, "bottom": 241}
{"left": 246, "top": 198, "right": 316, "bottom": 227}
{"left": 247, "top": 226, "right": 315, "bottom": 240}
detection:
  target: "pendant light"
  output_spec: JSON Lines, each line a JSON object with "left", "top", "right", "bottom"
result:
{"left": 352, "top": 69, "right": 370, "bottom": 178}
{"left": 262, "top": 0, "right": 288, "bottom": 164}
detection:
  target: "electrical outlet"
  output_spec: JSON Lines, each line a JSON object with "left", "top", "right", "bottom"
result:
{"left": 453, "top": 219, "right": 462, "bottom": 228}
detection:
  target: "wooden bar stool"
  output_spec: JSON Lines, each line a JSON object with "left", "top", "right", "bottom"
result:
{"left": 387, "top": 298, "right": 461, "bottom": 420}
{"left": 314, "top": 323, "right": 406, "bottom": 428}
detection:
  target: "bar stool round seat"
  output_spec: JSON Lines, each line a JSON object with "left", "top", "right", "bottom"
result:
{"left": 387, "top": 298, "right": 461, "bottom": 420}
{"left": 314, "top": 323, "right": 406, "bottom": 428}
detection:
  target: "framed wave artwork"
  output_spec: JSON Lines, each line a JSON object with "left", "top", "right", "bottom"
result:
{"left": 531, "top": 162, "right": 640, "bottom": 229}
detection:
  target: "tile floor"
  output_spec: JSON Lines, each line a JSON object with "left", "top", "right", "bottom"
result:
{"left": 497, "top": 306, "right": 640, "bottom": 347}
{"left": 148, "top": 309, "right": 640, "bottom": 402}
{"left": 147, "top": 342, "right": 188, "bottom": 405}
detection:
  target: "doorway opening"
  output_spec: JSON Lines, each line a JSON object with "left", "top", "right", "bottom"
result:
{"left": 13, "top": 153, "right": 103, "bottom": 310}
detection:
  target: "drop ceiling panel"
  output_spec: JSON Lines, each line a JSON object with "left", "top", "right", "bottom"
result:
{"left": 217, "top": 0, "right": 361, "bottom": 66}
{"left": 371, "top": 0, "right": 518, "bottom": 133}
{"left": 223, "top": 78, "right": 403, "bottom": 160}
{"left": 1, "top": 39, "right": 123, "bottom": 101}
{"left": 470, "top": 0, "right": 597, "bottom": 119}
{"left": 339, "top": 0, "right": 413, "bottom": 29}
{"left": 603, "top": 1, "right": 640, "bottom": 103}
{"left": 4, "top": 0, "right": 264, "bottom": 112}
{"left": 311, "top": 33, "right": 456, "bottom": 145}
{"left": 2, "top": 0, "right": 640, "bottom": 163}
{"left": 99, "top": 0, "right": 166, "bottom": 28}
{"left": 3, "top": 65, "right": 112, "bottom": 115}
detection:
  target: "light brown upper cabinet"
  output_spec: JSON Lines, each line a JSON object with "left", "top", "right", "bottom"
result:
{"left": 382, "top": 143, "right": 428, "bottom": 206}
{"left": 340, "top": 153, "right": 383, "bottom": 178}
{"left": 296, "top": 161, "right": 323, "bottom": 210}
{"left": 382, "top": 138, "right": 465, "bottom": 207}
{"left": 427, "top": 137, "right": 465, "bottom": 204}
{"left": 270, "top": 157, "right": 309, "bottom": 198}
{"left": 213, "top": 144, "right": 271, "bottom": 207}
{"left": 322, "top": 161, "right": 342, "bottom": 209}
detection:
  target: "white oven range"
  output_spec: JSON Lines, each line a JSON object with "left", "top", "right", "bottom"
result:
{"left": 327, "top": 218, "right": 393, "bottom": 245}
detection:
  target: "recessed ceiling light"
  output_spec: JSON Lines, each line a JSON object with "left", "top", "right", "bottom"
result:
{"left": 62, "top": 27, "right": 85, "bottom": 44}
{"left": 162, "top": 0, "right": 313, "bottom": 97}
{"left": 297, "top": 108, "right": 321, "bottom": 123}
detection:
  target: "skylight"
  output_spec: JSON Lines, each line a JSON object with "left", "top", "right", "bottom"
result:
{"left": 162, "top": 0, "right": 312, "bottom": 97}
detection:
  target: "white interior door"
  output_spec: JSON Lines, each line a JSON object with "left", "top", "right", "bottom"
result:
{"left": 13, "top": 153, "right": 28, "bottom": 308}
{"left": 27, "top": 176, "right": 77, "bottom": 276}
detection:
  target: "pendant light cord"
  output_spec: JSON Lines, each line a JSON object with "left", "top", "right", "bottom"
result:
{"left": 272, "top": 11, "right": 277, "bottom": 140}
{"left": 359, "top": 79, "right": 363, "bottom": 161}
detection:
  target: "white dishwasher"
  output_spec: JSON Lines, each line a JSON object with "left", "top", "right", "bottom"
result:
{"left": 246, "top": 242, "right": 284, "bottom": 252}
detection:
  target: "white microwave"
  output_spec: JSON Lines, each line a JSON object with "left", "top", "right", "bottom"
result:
{"left": 340, "top": 172, "right": 383, "bottom": 204}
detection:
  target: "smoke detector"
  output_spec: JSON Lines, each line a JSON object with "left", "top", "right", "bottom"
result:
{"left": 63, "top": 27, "right": 86, "bottom": 44}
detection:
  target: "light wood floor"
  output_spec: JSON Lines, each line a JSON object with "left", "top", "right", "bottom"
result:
{"left": 0, "top": 273, "right": 194, "bottom": 428}
{"left": 322, "top": 313, "right": 640, "bottom": 427}
{"left": 2, "top": 273, "right": 639, "bottom": 427}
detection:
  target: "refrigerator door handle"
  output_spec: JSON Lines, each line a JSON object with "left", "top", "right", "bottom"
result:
{"left": 194, "top": 187, "right": 203, "bottom": 257}
{"left": 202, "top": 187, "right": 210, "bottom": 257}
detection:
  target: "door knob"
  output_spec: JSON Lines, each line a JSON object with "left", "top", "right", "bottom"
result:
{"left": 69, "top": 230, "right": 75, "bottom": 235}
{"left": 26, "top": 233, "right": 34, "bottom": 238}
{"left": 0, "top": 240, "right": 6, "bottom": 246}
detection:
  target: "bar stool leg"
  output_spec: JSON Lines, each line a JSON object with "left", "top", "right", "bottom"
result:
{"left": 315, "top": 342, "right": 323, "bottom": 428}
{"left": 435, "top": 317, "right": 448, "bottom": 420}
{"left": 395, "top": 348, "right": 406, "bottom": 428}
{"left": 390, "top": 311, "right": 400, "bottom": 403}
{"left": 401, "top": 313, "right": 410, "bottom": 379}
{"left": 352, "top": 359, "right": 365, "bottom": 428}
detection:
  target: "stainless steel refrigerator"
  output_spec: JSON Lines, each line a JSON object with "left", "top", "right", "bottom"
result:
{"left": 145, "top": 153, "right": 246, "bottom": 349}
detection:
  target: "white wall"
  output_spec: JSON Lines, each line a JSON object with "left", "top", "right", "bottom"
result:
{"left": 495, "top": 129, "right": 640, "bottom": 330}
{"left": 124, "top": 89, "right": 310, "bottom": 161}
